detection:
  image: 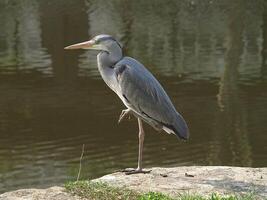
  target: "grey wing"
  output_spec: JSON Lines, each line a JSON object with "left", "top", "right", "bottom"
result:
{"left": 114, "top": 57, "right": 189, "bottom": 140}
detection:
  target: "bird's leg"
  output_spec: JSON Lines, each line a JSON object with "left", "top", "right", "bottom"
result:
{"left": 122, "top": 118, "right": 151, "bottom": 175}
{"left": 137, "top": 117, "right": 145, "bottom": 170}
{"left": 118, "top": 108, "right": 131, "bottom": 123}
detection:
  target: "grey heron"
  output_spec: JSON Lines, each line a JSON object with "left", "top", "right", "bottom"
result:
{"left": 65, "top": 34, "right": 189, "bottom": 174}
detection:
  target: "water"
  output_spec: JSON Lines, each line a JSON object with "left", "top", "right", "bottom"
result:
{"left": 0, "top": 0, "right": 266, "bottom": 193}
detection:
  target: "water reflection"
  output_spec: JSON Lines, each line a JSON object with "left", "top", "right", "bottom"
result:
{"left": 215, "top": 0, "right": 252, "bottom": 166}
{"left": 0, "top": 0, "right": 266, "bottom": 193}
{"left": 0, "top": 0, "right": 52, "bottom": 76}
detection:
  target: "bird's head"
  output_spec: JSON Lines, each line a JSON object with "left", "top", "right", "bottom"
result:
{"left": 64, "top": 34, "right": 122, "bottom": 53}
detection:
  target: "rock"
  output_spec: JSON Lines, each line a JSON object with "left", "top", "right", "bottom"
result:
{"left": 0, "top": 166, "right": 266, "bottom": 199}
{"left": 0, "top": 186, "right": 81, "bottom": 200}
{"left": 93, "top": 166, "right": 267, "bottom": 199}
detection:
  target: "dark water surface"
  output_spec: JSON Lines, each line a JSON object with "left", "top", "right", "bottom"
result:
{"left": 0, "top": 0, "right": 266, "bottom": 193}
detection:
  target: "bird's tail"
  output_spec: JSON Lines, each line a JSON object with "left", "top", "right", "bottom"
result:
{"left": 174, "top": 113, "right": 189, "bottom": 140}
{"left": 162, "top": 113, "right": 189, "bottom": 140}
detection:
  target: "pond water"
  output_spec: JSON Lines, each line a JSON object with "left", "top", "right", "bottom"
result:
{"left": 0, "top": 0, "right": 266, "bottom": 193}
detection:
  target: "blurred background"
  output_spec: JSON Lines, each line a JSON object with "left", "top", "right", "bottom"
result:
{"left": 0, "top": 0, "right": 266, "bottom": 193}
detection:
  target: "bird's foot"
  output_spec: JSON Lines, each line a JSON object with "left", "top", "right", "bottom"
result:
{"left": 120, "top": 168, "right": 151, "bottom": 175}
{"left": 118, "top": 109, "right": 131, "bottom": 124}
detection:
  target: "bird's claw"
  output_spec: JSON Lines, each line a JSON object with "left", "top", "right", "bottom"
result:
{"left": 118, "top": 109, "right": 131, "bottom": 124}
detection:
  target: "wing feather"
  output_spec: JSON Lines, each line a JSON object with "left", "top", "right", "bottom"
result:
{"left": 114, "top": 57, "right": 189, "bottom": 140}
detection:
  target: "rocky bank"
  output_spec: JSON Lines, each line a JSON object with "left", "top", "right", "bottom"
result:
{"left": 0, "top": 166, "right": 266, "bottom": 200}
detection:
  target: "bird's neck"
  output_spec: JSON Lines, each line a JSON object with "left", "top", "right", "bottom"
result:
{"left": 97, "top": 49, "right": 122, "bottom": 69}
{"left": 97, "top": 50, "right": 122, "bottom": 93}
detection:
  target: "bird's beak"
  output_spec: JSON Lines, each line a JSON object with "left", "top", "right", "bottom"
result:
{"left": 64, "top": 40, "right": 95, "bottom": 50}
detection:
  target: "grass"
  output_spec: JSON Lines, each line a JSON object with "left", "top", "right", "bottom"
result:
{"left": 65, "top": 181, "right": 256, "bottom": 200}
{"left": 65, "top": 181, "right": 139, "bottom": 200}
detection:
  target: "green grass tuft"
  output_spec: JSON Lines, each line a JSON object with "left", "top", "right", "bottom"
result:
{"left": 65, "top": 180, "right": 256, "bottom": 200}
{"left": 65, "top": 180, "right": 140, "bottom": 200}
{"left": 139, "top": 192, "right": 173, "bottom": 200}
{"left": 176, "top": 193, "right": 255, "bottom": 200}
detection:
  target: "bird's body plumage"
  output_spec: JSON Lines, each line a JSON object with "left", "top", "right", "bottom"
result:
{"left": 98, "top": 54, "right": 189, "bottom": 140}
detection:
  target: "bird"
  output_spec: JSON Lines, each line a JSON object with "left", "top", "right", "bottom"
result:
{"left": 65, "top": 34, "right": 189, "bottom": 174}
